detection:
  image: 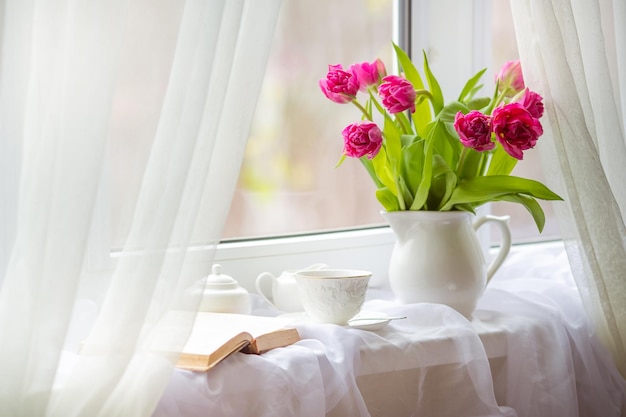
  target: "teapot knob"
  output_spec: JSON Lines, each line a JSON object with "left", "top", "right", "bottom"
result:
{"left": 199, "top": 264, "right": 251, "bottom": 314}
{"left": 206, "top": 264, "right": 235, "bottom": 285}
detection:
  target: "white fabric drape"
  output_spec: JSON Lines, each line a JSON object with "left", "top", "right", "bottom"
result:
{"left": 510, "top": 0, "right": 626, "bottom": 376}
{"left": 0, "top": 0, "right": 281, "bottom": 416}
{"left": 153, "top": 242, "right": 626, "bottom": 417}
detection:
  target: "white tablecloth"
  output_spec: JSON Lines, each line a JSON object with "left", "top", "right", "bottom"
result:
{"left": 153, "top": 243, "right": 626, "bottom": 417}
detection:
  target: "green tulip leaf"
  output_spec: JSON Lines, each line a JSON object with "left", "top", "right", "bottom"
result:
{"left": 466, "top": 96, "right": 490, "bottom": 111}
{"left": 376, "top": 187, "right": 400, "bottom": 212}
{"left": 401, "top": 139, "right": 424, "bottom": 198}
{"left": 458, "top": 68, "right": 487, "bottom": 102}
{"left": 398, "top": 175, "right": 415, "bottom": 208}
{"left": 441, "top": 175, "right": 563, "bottom": 211}
{"left": 383, "top": 114, "right": 403, "bottom": 174}
{"left": 392, "top": 43, "right": 431, "bottom": 136}
{"left": 335, "top": 154, "right": 347, "bottom": 168}
{"left": 371, "top": 147, "right": 397, "bottom": 196}
{"left": 438, "top": 101, "right": 469, "bottom": 123}
{"left": 358, "top": 156, "right": 384, "bottom": 189}
{"left": 454, "top": 203, "right": 477, "bottom": 214}
{"left": 410, "top": 122, "right": 438, "bottom": 210}
{"left": 436, "top": 121, "right": 463, "bottom": 168}
{"left": 486, "top": 142, "right": 518, "bottom": 176}
{"left": 457, "top": 147, "right": 485, "bottom": 182}
{"left": 494, "top": 193, "right": 546, "bottom": 232}
{"left": 400, "top": 134, "right": 419, "bottom": 148}
{"left": 422, "top": 51, "right": 444, "bottom": 115}
{"left": 392, "top": 43, "right": 425, "bottom": 89}
{"left": 430, "top": 154, "right": 457, "bottom": 210}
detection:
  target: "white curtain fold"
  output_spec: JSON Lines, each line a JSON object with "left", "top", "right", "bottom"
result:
{"left": 0, "top": 0, "right": 282, "bottom": 415}
{"left": 510, "top": 0, "right": 626, "bottom": 376}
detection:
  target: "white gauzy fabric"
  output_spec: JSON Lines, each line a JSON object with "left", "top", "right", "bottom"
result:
{"left": 153, "top": 243, "right": 626, "bottom": 417}
{"left": 0, "top": 1, "right": 281, "bottom": 416}
{"left": 479, "top": 245, "right": 626, "bottom": 417}
{"left": 509, "top": 0, "right": 626, "bottom": 377}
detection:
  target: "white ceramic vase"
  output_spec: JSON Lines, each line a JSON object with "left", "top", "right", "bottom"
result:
{"left": 381, "top": 210, "right": 512, "bottom": 317}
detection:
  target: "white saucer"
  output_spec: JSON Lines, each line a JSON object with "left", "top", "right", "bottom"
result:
{"left": 279, "top": 310, "right": 392, "bottom": 331}
{"left": 347, "top": 311, "right": 392, "bottom": 331}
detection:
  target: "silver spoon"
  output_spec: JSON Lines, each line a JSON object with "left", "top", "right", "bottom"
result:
{"left": 348, "top": 316, "right": 407, "bottom": 322}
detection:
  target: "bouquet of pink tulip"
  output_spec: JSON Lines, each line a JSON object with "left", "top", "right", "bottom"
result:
{"left": 319, "top": 44, "right": 562, "bottom": 231}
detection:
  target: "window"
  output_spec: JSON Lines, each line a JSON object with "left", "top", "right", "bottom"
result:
{"left": 28, "top": 0, "right": 557, "bottom": 280}
{"left": 222, "top": 0, "right": 559, "bottom": 246}
{"left": 213, "top": 1, "right": 560, "bottom": 288}
{"left": 0, "top": 1, "right": 561, "bottom": 289}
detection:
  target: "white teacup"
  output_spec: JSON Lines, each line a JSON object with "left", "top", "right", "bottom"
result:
{"left": 295, "top": 269, "right": 372, "bottom": 325}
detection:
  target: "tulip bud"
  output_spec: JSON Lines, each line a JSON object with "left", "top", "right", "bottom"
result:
{"left": 495, "top": 60, "right": 524, "bottom": 98}
{"left": 350, "top": 59, "right": 387, "bottom": 92}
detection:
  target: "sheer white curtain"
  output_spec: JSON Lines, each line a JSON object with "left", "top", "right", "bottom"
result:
{"left": 0, "top": 0, "right": 281, "bottom": 416}
{"left": 510, "top": 0, "right": 626, "bottom": 376}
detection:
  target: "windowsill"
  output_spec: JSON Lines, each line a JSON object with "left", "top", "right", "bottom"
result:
{"left": 154, "top": 239, "right": 626, "bottom": 416}
{"left": 212, "top": 225, "right": 566, "bottom": 294}
{"left": 212, "top": 226, "right": 397, "bottom": 292}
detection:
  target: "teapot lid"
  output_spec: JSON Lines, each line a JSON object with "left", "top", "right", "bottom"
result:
{"left": 205, "top": 264, "right": 239, "bottom": 289}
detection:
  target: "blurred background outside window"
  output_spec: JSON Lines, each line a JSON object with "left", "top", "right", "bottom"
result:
{"left": 221, "top": 0, "right": 559, "bottom": 244}
{"left": 222, "top": 0, "right": 393, "bottom": 239}
{"left": 108, "top": 1, "right": 559, "bottom": 249}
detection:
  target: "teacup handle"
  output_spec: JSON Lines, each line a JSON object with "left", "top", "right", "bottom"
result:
{"left": 255, "top": 272, "right": 276, "bottom": 307}
{"left": 473, "top": 215, "right": 512, "bottom": 282}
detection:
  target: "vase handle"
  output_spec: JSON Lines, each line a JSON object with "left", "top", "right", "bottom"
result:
{"left": 473, "top": 215, "right": 512, "bottom": 282}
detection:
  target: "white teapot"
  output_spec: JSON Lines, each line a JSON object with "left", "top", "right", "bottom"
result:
{"left": 255, "top": 264, "right": 327, "bottom": 312}
{"left": 198, "top": 264, "right": 251, "bottom": 314}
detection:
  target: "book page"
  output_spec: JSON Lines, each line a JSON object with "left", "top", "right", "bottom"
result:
{"left": 182, "top": 312, "right": 297, "bottom": 356}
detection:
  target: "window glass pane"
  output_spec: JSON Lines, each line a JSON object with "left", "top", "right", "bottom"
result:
{"left": 222, "top": 0, "right": 394, "bottom": 239}
{"left": 104, "top": 1, "right": 394, "bottom": 249}
{"left": 103, "top": 1, "right": 560, "bottom": 247}
{"left": 224, "top": 1, "right": 560, "bottom": 243}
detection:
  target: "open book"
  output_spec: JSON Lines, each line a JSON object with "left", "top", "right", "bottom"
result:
{"left": 176, "top": 312, "right": 300, "bottom": 372}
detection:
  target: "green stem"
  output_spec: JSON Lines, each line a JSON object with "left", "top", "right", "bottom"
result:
{"left": 484, "top": 88, "right": 508, "bottom": 115}
{"left": 396, "top": 112, "right": 412, "bottom": 135}
{"left": 456, "top": 146, "right": 470, "bottom": 178}
{"left": 395, "top": 178, "right": 407, "bottom": 210}
{"left": 479, "top": 150, "right": 492, "bottom": 176}
{"left": 359, "top": 157, "right": 384, "bottom": 188}
{"left": 414, "top": 89, "right": 434, "bottom": 102}
{"left": 351, "top": 99, "right": 372, "bottom": 121}
{"left": 367, "top": 92, "right": 397, "bottom": 127}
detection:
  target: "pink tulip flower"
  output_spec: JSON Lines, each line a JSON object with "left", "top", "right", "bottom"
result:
{"left": 519, "top": 88, "right": 544, "bottom": 119}
{"left": 454, "top": 111, "right": 495, "bottom": 152}
{"left": 378, "top": 75, "right": 416, "bottom": 114}
{"left": 350, "top": 59, "right": 387, "bottom": 92}
{"left": 342, "top": 121, "right": 383, "bottom": 159}
{"left": 492, "top": 103, "right": 543, "bottom": 160}
{"left": 319, "top": 64, "right": 360, "bottom": 104}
